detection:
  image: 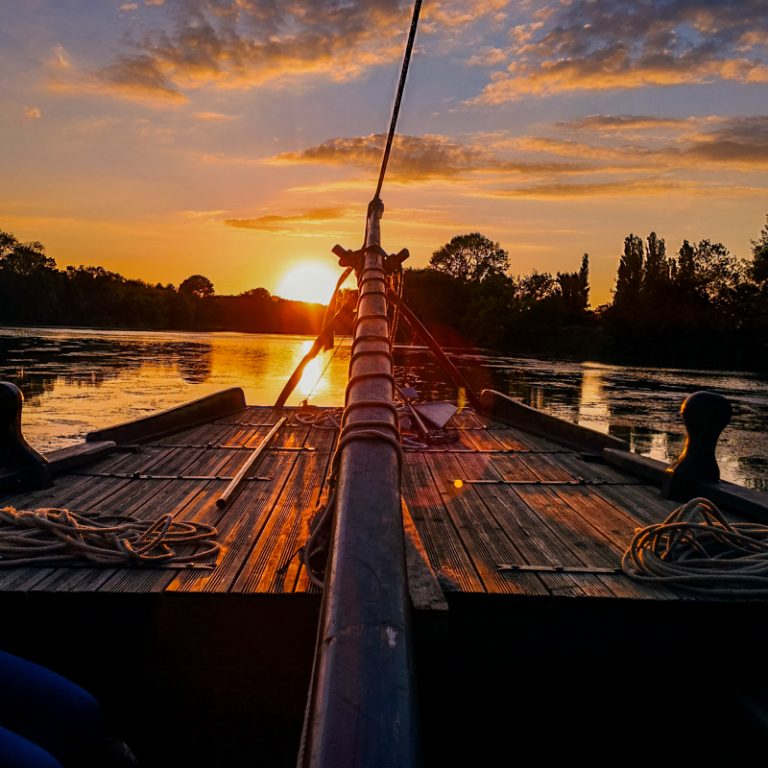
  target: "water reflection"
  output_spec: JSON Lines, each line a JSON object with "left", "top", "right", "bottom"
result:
{"left": 0, "top": 328, "right": 350, "bottom": 453}
{"left": 0, "top": 327, "right": 766, "bottom": 490}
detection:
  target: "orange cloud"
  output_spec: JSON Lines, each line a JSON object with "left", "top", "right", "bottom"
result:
{"left": 90, "top": 0, "right": 414, "bottom": 103}
{"left": 224, "top": 207, "right": 348, "bottom": 232}
{"left": 270, "top": 133, "right": 585, "bottom": 181}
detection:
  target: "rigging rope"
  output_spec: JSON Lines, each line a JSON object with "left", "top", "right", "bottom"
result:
{"left": 0, "top": 506, "right": 219, "bottom": 568}
{"left": 622, "top": 497, "right": 768, "bottom": 597}
{"left": 373, "top": 0, "right": 423, "bottom": 202}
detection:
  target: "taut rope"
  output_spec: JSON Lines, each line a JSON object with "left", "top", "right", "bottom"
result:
{"left": 0, "top": 506, "right": 219, "bottom": 568}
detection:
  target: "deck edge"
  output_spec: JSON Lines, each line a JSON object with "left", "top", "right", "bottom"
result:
{"left": 85, "top": 387, "right": 247, "bottom": 445}
{"left": 480, "top": 389, "right": 629, "bottom": 453}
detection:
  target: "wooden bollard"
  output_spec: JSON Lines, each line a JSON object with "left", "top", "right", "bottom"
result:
{"left": 0, "top": 381, "right": 51, "bottom": 490}
{"left": 662, "top": 391, "right": 732, "bottom": 500}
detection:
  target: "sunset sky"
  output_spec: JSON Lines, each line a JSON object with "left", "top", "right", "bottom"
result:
{"left": 1, "top": 0, "right": 767, "bottom": 305}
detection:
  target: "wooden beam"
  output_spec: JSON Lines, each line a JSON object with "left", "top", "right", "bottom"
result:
{"left": 86, "top": 388, "right": 246, "bottom": 445}
{"left": 481, "top": 389, "right": 629, "bottom": 453}
{"left": 299, "top": 199, "right": 419, "bottom": 768}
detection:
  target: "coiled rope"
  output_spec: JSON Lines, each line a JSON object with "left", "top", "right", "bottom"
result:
{"left": 622, "top": 497, "right": 768, "bottom": 597}
{"left": 0, "top": 507, "right": 219, "bottom": 568}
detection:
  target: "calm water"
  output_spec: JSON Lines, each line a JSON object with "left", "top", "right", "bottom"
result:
{"left": 1, "top": 327, "right": 766, "bottom": 490}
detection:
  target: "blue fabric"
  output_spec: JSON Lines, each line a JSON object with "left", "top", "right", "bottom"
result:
{"left": 0, "top": 650, "right": 103, "bottom": 766}
{"left": 0, "top": 725, "right": 62, "bottom": 768}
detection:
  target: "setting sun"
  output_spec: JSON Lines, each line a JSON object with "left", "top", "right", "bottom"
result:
{"left": 275, "top": 262, "right": 341, "bottom": 305}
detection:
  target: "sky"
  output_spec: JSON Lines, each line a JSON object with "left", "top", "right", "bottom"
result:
{"left": 1, "top": 0, "right": 767, "bottom": 306}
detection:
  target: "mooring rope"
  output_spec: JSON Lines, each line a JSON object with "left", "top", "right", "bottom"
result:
{"left": 622, "top": 497, "right": 768, "bottom": 597}
{"left": 0, "top": 506, "right": 219, "bottom": 568}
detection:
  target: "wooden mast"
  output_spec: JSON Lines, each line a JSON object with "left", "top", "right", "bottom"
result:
{"left": 298, "top": 198, "right": 418, "bottom": 768}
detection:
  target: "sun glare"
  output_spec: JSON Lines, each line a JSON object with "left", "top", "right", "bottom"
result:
{"left": 275, "top": 262, "right": 340, "bottom": 305}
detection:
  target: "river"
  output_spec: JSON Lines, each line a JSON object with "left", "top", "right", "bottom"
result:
{"left": 1, "top": 326, "right": 766, "bottom": 490}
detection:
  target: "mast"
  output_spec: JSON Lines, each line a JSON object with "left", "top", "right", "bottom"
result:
{"left": 298, "top": 5, "right": 423, "bottom": 764}
{"left": 298, "top": 199, "right": 418, "bottom": 768}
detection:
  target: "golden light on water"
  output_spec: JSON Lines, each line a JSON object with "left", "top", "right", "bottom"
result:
{"left": 297, "top": 340, "right": 329, "bottom": 400}
{"left": 275, "top": 262, "right": 340, "bottom": 305}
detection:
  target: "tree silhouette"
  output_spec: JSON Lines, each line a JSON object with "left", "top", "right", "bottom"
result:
{"left": 752, "top": 215, "right": 768, "bottom": 283}
{"left": 179, "top": 275, "right": 215, "bottom": 300}
{"left": 613, "top": 234, "right": 644, "bottom": 321}
{"left": 429, "top": 233, "right": 509, "bottom": 283}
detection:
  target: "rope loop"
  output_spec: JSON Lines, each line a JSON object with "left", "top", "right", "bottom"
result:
{"left": 0, "top": 506, "right": 220, "bottom": 568}
{"left": 622, "top": 497, "right": 768, "bottom": 596}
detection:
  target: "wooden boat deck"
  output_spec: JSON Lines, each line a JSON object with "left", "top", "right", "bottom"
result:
{"left": 4, "top": 403, "right": 768, "bottom": 768}
{"left": 1, "top": 405, "right": 687, "bottom": 602}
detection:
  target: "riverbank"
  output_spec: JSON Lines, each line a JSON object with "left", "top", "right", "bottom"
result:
{"left": 5, "top": 319, "right": 767, "bottom": 374}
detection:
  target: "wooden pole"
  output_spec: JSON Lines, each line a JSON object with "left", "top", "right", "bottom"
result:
{"left": 298, "top": 199, "right": 419, "bottom": 768}
{"left": 215, "top": 416, "right": 285, "bottom": 508}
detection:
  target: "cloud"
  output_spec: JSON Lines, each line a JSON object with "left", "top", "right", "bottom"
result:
{"left": 466, "top": 47, "right": 509, "bottom": 67}
{"left": 224, "top": 207, "right": 348, "bottom": 232}
{"left": 422, "top": 0, "right": 510, "bottom": 30}
{"left": 556, "top": 115, "right": 692, "bottom": 132}
{"left": 23, "top": 107, "right": 42, "bottom": 119}
{"left": 86, "top": 0, "right": 517, "bottom": 103}
{"left": 683, "top": 115, "right": 768, "bottom": 166}
{"left": 120, "top": 3, "right": 139, "bottom": 11}
{"left": 470, "top": 0, "right": 768, "bottom": 102}
{"left": 93, "top": 0, "right": 414, "bottom": 102}
{"left": 98, "top": 54, "right": 186, "bottom": 102}
{"left": 194, "top": 111, "right": 239, "bottom": 122}
{"left": 270, "top": 133, "right": 585, "bottom": 181}
{"left": 509, "top": 114, "right": 768, "bottom": 171}
{"left": 487, "top": 178, "right": 762, "bottom": 200}
{"left": 50, "top": 44, "right": 71, "bottom": 70}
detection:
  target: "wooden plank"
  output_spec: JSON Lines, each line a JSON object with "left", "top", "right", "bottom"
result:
{"left": 488, "top": 454, "right": 542, "bottom": 483}
{"left": 108, "top": 440, "right": 292, "bottom": 595}
{"left": 401, "top": 453, "right": 485, "bottom": 593}
{"left": 548, "top": 485, "right": 679, "bottom": 600}
{"left": 167, "top": 425, "right": 312, "bottom": 594}
{"left": 233, "top": 427, "right": 336, "bottom": 595}
{"left": 425, "top": 453, "right": 549, "bottom": 596}
{"left": 216, "top": 405, "right": 284, "bottom": 427}
{"left": 402, "top": 500, "right": 448, "bottom": 611}
{"left": 267, "top": 428, "right": 337, "bottom": 595}
{"left": 447, "top": 409, "right": 488, "bottom": 430}
{"left": 459, "top": 426, "right": 510, "bottom": 452}
{"left": 549, "top": 451, "right": 639, "bottom": 485}
{"left": 46, "top": 440, "right": 117, "bottom": 474}
{"left": 595, "top": 482, "right": 680, "bottom": 528}
{"left": 517, "top": 452, "right": 576, "bottom": 482}
{"left": 454, "top": 453, "right": 616, "bottom": 598}
{"left": 509, "top": 483, "right": 653, "bottom": 599}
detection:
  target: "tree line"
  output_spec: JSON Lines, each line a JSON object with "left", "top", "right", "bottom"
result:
{"left": 0, "top": 230, "right": 325, "bottom": 334}
{"left": 1, "top": 219, "right": 767, "bottom": 369}
{"left": 402, "top": 222, "right": 768, "bottom": 369}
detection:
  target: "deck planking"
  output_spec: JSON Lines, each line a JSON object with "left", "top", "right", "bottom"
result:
{"left": 0, "top": 405, "right": 739, "bottom": 604}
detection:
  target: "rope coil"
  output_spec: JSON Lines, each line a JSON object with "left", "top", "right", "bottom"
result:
{"left": 0, "top": 507, "right": 220, "bottom": 568}
{"left": 622, "top": 497, "right": 768, "bottom": 597}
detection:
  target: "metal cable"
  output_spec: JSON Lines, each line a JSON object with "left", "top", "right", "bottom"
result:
{"left": 373, "top": 0, "right": 423, "bottom": 202}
